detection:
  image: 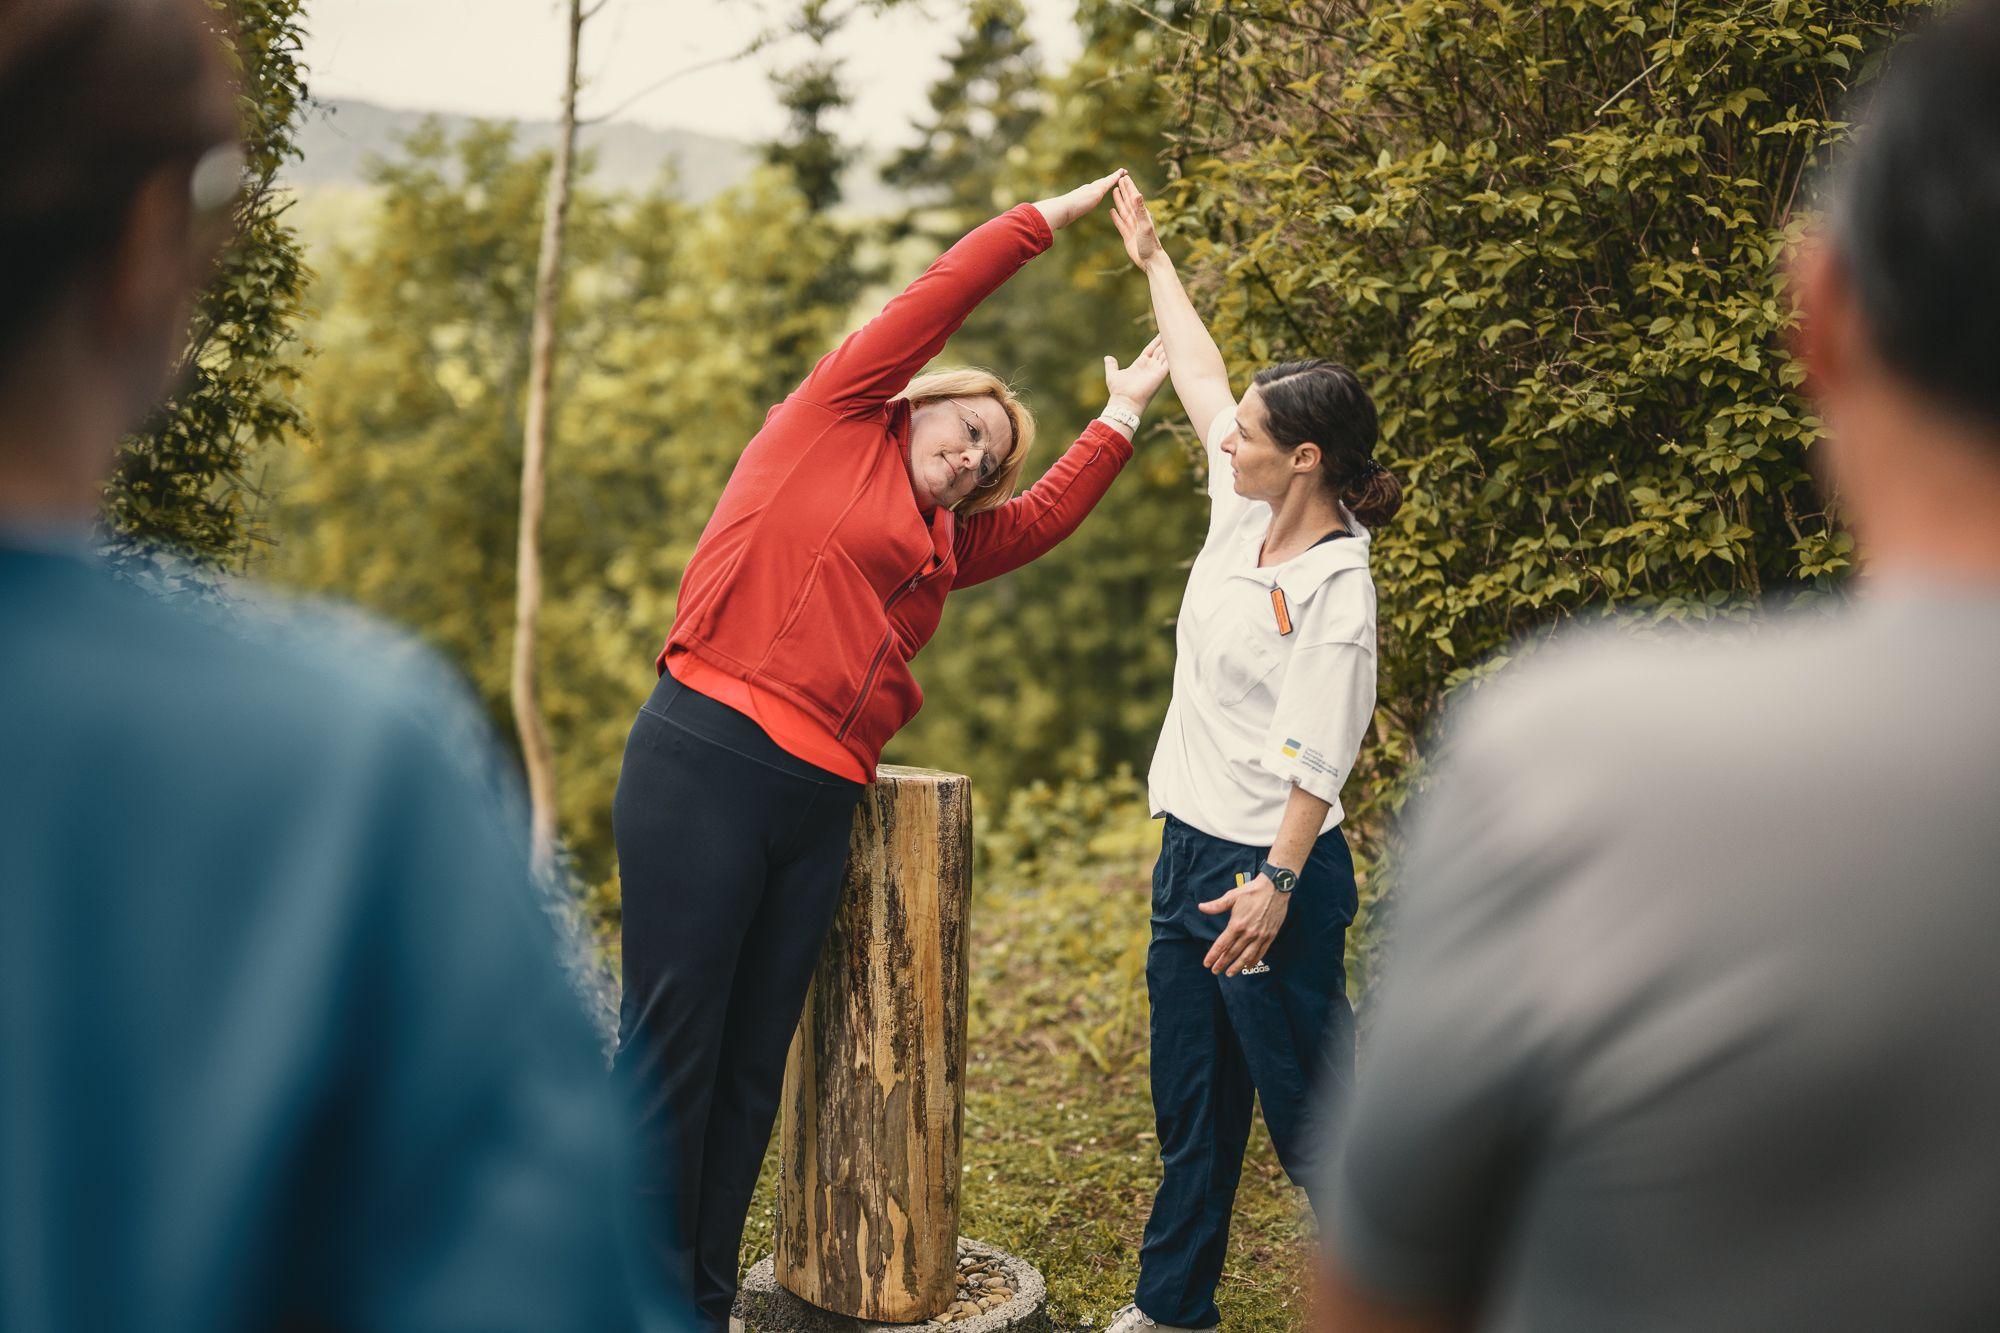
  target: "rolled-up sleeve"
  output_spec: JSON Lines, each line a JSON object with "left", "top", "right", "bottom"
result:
{"left": 1260, "top": 636, "right": 1375, "bottom": 808}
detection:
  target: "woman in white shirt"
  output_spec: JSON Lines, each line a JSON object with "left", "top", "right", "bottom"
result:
{"left": 1105, "top": 178, "right": 1403, "bottom": 1333}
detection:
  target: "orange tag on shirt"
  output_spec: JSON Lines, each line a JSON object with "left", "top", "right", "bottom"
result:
{"left": 1270, "top": 587, "right": 1293, "bottom": 636}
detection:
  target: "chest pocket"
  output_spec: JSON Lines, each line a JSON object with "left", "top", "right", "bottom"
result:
{"left": 1196, "top": 599, "right": 1282, "bottom": 707}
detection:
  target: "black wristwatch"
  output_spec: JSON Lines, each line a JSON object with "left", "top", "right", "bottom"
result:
{"left": 1259, "top": 861, "right": 1299, "bottom": 894}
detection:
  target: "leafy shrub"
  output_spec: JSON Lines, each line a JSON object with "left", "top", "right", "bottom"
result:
{"left": 976, "top": 758, "right": 1153, "bottom": 887}
{"left": 107, "top": 0, "right": 312, "bottom": 567}
{"left": 1160, "top": 0, "right": 1925, "bottom": 838}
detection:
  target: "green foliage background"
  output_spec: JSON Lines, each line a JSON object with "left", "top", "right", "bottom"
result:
{"left": 245, "top": 0, "right": 1922, "bottom": 953}
{"left": 107, "top": 0, "right": 312, "bottom": 567}
{"left": 262, "top": 0, "right": 1923, "bottom": 961}
{"left": 88, "top": 0, "right": 1929, "bottom": 910}
{"left": 1156, "top": 0, "right": 1920, "bottom": 856}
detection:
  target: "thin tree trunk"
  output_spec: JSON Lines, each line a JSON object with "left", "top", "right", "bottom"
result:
{"left": 512, "top": 0, "right": 584, "bottom": 878}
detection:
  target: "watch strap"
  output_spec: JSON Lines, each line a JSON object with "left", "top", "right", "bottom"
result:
{"left": 1259, "top": 860, "right": 1298, "bottom": 893}
{"left": 1098, "top": 404, "right": 1141, "bottom": 435}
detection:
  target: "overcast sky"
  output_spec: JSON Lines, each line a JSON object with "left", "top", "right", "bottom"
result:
{"left": 301, "top": 0, "right": 1084, "bottom": 151}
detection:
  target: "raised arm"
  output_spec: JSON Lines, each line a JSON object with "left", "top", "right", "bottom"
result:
{"left": 796, "top": 172, "right": 1127, "bottom": 414}
{"left": 952, "top": 338, "right": 1170, "bottom": 588}
{"left": 1110, "top": 176, "right": 1238, "bottom": 440}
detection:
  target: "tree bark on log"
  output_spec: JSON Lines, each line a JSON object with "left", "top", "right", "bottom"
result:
{"left": 776, "top": 765, "right": 972, "bottom": 1322}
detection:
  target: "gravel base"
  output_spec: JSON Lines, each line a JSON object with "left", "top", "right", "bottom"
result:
{"left": 736, "top": 1238, "right": 1050, "bottom": 1333}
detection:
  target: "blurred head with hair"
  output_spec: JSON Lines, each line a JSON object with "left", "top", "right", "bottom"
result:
{"left": 0, "top": 0, "right": 241, "bottom": 521}
{"left": 1796, "top": 0, "right": 2000, "bottom": 573}
{"left": 894, "top": 367, "right": 1037, "bottom": 515}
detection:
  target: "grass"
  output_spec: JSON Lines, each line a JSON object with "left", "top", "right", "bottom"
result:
{"left": 739, "top": 795, "right": 1318, "bottom": 1332}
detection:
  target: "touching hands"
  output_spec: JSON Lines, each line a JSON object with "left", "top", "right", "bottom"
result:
{"left": 1110, "top": 175, "right": 1167, "bottom": 272}
{"left": 1033, "top": 169, "right": 1128, "bottom": 232}
{"left": 1103, "top": 335, "right": 1169, "bottom": 418}
{"left": 1198, "top": 874, "right": 1290, "bottom": 975}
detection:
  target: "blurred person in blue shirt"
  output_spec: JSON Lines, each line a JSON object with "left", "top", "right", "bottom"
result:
{"left": 0, "top": 3, "right": 684, "bottom": 1329}
{"left": 1319, "top": 2, "right": 2000, "bottom": 1330}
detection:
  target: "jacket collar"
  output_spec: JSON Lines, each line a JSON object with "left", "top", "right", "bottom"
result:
{"left": 888, "top": 398, "right": 957, "bottom": 557}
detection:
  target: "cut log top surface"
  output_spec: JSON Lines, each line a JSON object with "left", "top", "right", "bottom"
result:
{"left": 871, "top": 765, "right": 967, "bottom": 785}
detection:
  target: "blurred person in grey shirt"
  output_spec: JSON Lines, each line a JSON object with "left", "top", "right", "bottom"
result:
{"left": 1319, "top": 3, "right": 2000, "bottom": 1330}
{"left": 0, "top": 2, "right": 685, "bottom": 1329}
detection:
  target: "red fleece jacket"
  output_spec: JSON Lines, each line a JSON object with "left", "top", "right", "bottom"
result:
{"left": 659, "top": 203, "right": 1134, "bottom": 774}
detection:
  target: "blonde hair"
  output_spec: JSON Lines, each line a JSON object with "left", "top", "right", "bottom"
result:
{"left": 895, "top": 368, "right": 1037, "bottom": 515}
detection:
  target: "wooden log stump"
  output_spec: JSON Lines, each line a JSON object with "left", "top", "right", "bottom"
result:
{"left": 775, "top": 765, "right": 972, "bottom": 1323}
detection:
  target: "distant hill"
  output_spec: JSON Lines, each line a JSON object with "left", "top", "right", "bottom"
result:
{"left": 287, "top": 97, "right": 907, "bottom": 214}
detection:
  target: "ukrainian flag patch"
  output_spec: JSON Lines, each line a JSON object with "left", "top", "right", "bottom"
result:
{"left": 1281, "top": 738, "right": 1301, "bottom": 758}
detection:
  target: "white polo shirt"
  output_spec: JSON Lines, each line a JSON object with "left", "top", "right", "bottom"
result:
{"left": 1147, "top": 404, "right": 1379, "bottom": 847}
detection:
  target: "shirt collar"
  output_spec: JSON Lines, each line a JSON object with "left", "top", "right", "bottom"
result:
{"left": 1228, "top": 505, "right": 1371, "bottom": 605}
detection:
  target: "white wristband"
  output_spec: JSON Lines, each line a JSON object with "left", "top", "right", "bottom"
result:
{"left": 1098, "top": 404, "right": 1141, "bottom": 436}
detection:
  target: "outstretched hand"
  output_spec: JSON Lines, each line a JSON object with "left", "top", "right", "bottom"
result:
{"left": 1109, "top": 175, "right": 1165, "bottom": 272}
{"left": 1033, "top": 169, "right": 1128, "bottom": 232}
{"left": 1103, "top": 335, "right": 1169, "bottom": 415}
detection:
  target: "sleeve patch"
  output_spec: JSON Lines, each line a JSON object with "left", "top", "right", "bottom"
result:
{"left": 1281, "top": 738, "right": 1341, "bottom": 779}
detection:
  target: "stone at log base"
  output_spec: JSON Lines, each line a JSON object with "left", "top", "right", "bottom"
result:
{"left": 737, "top": 1238, "right": 1051, "bottom": 1333}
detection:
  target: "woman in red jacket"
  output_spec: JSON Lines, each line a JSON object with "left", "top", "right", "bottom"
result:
{"left": 613, "top": 171, "right": 1170, "bottom": 1326}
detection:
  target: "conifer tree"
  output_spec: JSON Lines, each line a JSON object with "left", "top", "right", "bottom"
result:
{"left": 764, "top": 0, "right": 852, "bottom": 214}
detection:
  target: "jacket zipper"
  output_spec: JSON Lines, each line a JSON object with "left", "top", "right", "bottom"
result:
{"left": 835, "top": 565, "right": 930, "bottom": 741}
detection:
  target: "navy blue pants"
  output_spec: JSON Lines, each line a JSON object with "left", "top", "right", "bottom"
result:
{"left": 612, "top": 674, "right": 864, "bottom": 1332}
{"left": 1135, "top": 814, "right": 1358, "bottom": 1329}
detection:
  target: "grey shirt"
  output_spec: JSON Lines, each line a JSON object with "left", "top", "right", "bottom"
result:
{"left": 1330, "top": 588, "right": 2000, "bottom": 1331}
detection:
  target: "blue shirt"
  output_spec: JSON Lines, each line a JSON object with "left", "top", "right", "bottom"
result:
{"left": 0, "top": 543, "right": 685, "bottom": 1332}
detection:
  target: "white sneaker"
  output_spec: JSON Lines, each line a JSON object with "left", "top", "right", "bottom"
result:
{"left": 1106, "top": 1303, "right": 1216, "bottom": 1333}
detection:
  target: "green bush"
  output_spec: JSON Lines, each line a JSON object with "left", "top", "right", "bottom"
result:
{"left": 976, "top": 760, "right": 1152, "bottom": 885}
{"left": 107, "top": 0, "right": 311, "bottom": 567}
{"left": 1160, "top": 0, "right": 1925, "bottom": 841}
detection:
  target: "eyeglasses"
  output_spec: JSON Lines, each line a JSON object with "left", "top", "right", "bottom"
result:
{"left": 955, "top": 404, "right": 1008, "bottom": 490}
